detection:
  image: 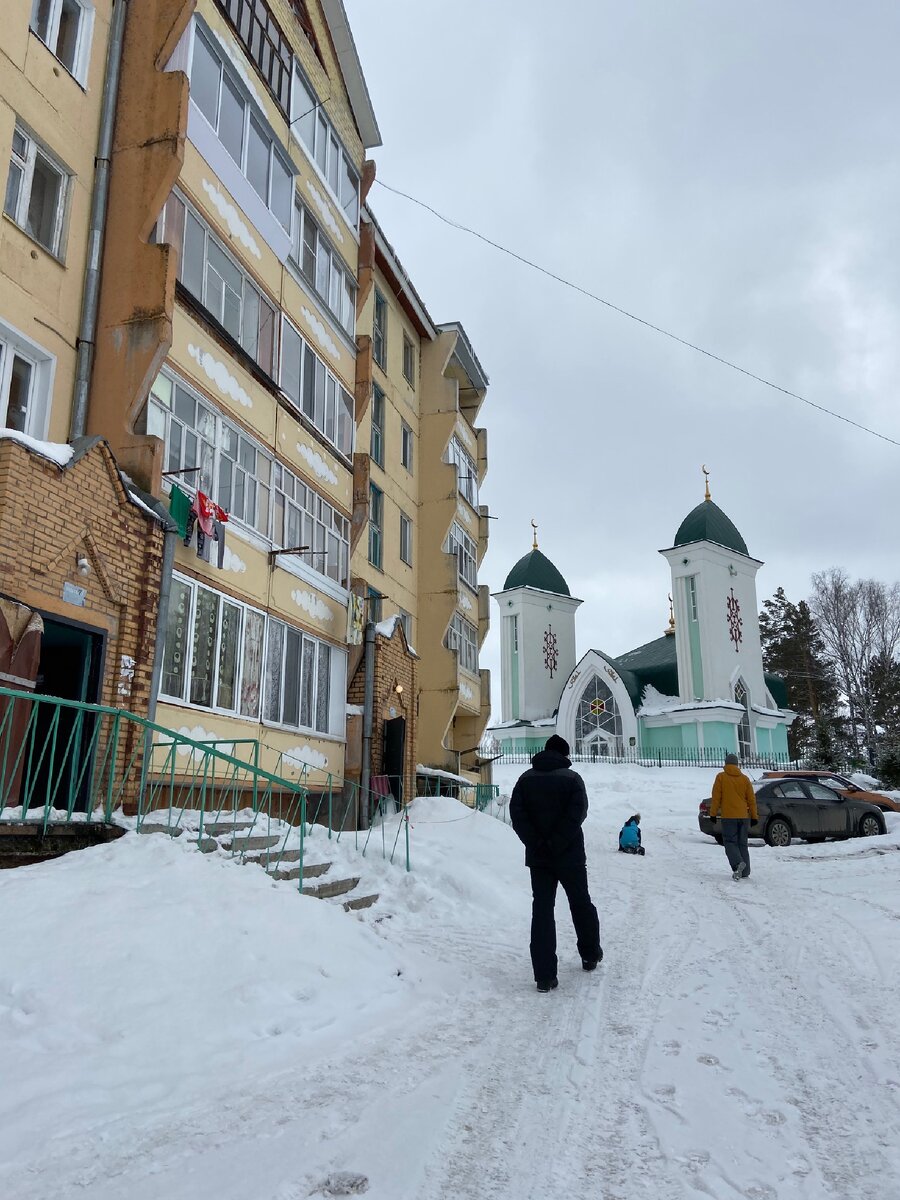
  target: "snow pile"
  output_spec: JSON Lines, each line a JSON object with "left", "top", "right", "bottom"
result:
{"left": 0, "top": 428, "right": 74, "bottom": 466}
{"left": 1, "top": 768, "right": 899, "bottom": 1198}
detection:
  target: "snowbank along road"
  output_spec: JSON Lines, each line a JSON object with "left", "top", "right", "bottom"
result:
{"left": 0, "top": 763, "right": 898, "bottom": 1199}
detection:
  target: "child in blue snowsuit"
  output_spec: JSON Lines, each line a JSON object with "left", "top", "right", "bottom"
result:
{"left": 618, "top": 813, "right": 645, "bottom": 855}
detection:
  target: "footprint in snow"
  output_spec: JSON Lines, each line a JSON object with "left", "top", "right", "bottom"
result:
{"left": 697, "top": 1054, "right": 723, "bottom": 1068}
{"left": 309, "top": 1173, "right": 369, "bottom": 1197}
{"left": 662, "top": 1040, "right": 681, "bottom": 1056}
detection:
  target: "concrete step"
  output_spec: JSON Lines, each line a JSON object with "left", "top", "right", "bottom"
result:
{"left": 303, "top": 875, "right": 360, "bottom": 900}
{"left": 200, "top": 820, "right": 259, "bottom": 836}
{"left": 243, "top": 847, "right": 304, "bottom": 865}
{"left": 137, "top": 823, "right": 184, "bottom": 837}
{"left": 268, "top": 861, "right": 331, "bottom": 882}
{"left": 343, "top": 893, "right": 379, "bottom": 912}
{"left": 222, "top": 834, "right": 281, "bottom": 852}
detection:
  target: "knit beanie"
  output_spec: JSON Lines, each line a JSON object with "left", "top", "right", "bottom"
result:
{"left": 725, "top": 753, "right": 739, "bottom": 766}
{"left": 546, "top": 734, "right": 570, "bottom": 756}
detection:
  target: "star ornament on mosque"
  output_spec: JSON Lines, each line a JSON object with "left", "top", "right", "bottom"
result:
{"left": 726, "top": 587, "right": 743, "bottom": 652}
{"left": 543, "top": 626, "right": 559, "bottom": 677}
{"left": 590, "top": 698, "right": 607, "bottom": 716}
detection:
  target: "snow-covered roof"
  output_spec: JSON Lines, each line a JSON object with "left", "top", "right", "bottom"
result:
{"left": 416, "top": 765, "right": 474, "bottom": 786}
{"left": 0, "top": 429, "right": 74, "bottom": 467}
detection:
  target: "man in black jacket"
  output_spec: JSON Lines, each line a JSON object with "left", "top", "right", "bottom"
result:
{"left": 509, "top": 735, "right": 602, "bottom": 992}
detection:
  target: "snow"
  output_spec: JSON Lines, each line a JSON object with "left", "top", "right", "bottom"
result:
{"left": 415, "top": 764, "right": 472, "bottom": 784}
{"left": 2, "top": 766, "right": 900, "bottom": 1198}
{"left": 0, "top": 428, "right": 74, "bottom": 466}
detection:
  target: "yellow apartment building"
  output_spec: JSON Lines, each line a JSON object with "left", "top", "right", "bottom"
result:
{"left": 0, "top": 1, "right": 169, "bottom": 734}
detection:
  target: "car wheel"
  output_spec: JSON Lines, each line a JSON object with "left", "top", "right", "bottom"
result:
{"left": 765, "top": 818, "right": 792, "bottom": 848}
{"left": 859, "top": 813, "right": 883, "bottom": 838}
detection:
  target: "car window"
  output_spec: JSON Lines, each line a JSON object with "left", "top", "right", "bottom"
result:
{"left": 808, "top": 783, "right": 841, "bottom": 801}
{"left": 772, "top": 783, "right": 806, "bottom": 799}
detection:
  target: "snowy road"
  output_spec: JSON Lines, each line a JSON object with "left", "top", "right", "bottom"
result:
{"left": 1, "top": 765, "right": 899, "bottom": 1198}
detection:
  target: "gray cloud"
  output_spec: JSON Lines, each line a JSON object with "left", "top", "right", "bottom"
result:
{"left": 346, "top": 0, "right": 900, "bottom": 709}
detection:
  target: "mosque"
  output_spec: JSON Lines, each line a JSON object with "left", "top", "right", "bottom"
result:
{"left": 487, "top": 476, "right": 794, "bottom": 761}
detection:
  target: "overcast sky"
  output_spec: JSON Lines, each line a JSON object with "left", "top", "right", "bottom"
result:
{"left": 346, "top": 0, "right": 900, "bottom": 713}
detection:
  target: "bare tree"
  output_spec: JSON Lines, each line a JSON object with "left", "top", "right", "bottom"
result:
{"left": 810, "top": 569, "right": 900, "bottom": 761}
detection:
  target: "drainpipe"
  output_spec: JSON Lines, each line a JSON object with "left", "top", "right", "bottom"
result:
{"left": 70, "top": 0, "right": 129, "bottom": 440}
{"left": 359, "top": 621, "right": 376, "bottom": 830}
{"left": 146, "top": 524, "right": 176, "bottom": 726}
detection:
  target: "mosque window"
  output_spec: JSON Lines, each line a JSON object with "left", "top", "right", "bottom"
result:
{"left": 575, "top": 674, "right": 623, "bottom": 757}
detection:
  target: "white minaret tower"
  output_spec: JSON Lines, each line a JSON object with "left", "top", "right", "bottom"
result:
{"left": 492, "top": 522, "right": 582, "bottom": 723}
{"left": 660, "top": 469, "right": 767, "bottom": 711}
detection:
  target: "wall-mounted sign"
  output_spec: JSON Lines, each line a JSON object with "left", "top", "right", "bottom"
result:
{"left": 62, "top": 582, "right": 86, "bottom": 607}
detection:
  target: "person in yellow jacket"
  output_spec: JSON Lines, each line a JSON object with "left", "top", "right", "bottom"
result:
{"left": 710, "top": 753, "right": 759, "bottom": 880}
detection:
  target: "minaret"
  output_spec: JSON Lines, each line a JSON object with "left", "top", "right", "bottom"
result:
{"left": 493, "top": 523, "right": 582, "bottom": 722}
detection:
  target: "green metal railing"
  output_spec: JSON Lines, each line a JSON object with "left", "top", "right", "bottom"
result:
{"left": 0, "top": 685, "right": 411, "bottom": 879}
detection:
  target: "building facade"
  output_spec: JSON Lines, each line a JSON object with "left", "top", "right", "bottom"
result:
{"left": 1, "top": 2, "right": 169, "bottom": 737}
{"left": 0, "top": 0, "right": 493, "bottom": 810}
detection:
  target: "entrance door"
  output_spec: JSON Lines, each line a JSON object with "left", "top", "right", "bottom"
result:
{"left": 31, "top": 618, "right": 104, "bottom": 812}
{"left": 382, "top": 717, "right": 406, "bottom": 809}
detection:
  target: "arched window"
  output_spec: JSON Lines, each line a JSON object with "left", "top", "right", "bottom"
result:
{"left": 734, "top": 678, "right": 752, "bottom": 760}
{"left": 575, "top": 674, "right": 623, "bottom": 757}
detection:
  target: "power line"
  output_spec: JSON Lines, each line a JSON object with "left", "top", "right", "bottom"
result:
{"left": 374, "top": 179, "right": 900, "bottom": 451}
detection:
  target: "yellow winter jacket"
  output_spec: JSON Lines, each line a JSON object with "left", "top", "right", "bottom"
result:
{"left": 710, "top": 763, "right": 758, "bottom": 821}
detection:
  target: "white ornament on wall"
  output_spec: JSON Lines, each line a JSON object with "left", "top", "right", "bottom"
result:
{"left": 188, "top": 344, "right": 252, "bottom": 408}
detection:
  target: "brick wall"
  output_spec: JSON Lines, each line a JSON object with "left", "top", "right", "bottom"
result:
{"left": 0, "top": 438, "right": 167, "bottom": 719}
{"left": 346, "top": 623, "right": 418, "bottom": 807}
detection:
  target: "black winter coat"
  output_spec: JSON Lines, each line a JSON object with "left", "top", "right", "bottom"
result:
{"left": 509, "top": 749, "right": 589, "bottom": 867}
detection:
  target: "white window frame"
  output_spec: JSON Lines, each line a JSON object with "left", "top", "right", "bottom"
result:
{"left": 369, "top": 484, "right": 383, "bottom": 569}
{"left": 688, "top": 575, "right": 699, "bottom": 622}
{"left": 189, "top": 23, "right": 294, "bottom": 235}
{"left": 400, "top": 420, "right": 413, "bottom": 473}
{"left": 399, "top": 511, "right": 412, "bottom": 566}
{"left": 289, "top": 196, "right": 357, "bottom": 340}
{"left": 370, "top": 383, "right": 385, "bottom": 468}
{"left": 291, "top": 63, "right": 361, "bottom": 232}
{"left": 402, "top": 333, "right": 416, "bottom": 386}
{"left": 0, "top": 320, "right": 55, "bottom": 439}
{"left": 448, "top": 437, "right": 478, "bottom": 508}
{"left": 373, "top": 288, "right": 387, "bottom": 370}
{"left": 447, "top": 612, "right": 479, "bottom": 675}
{"left": 279, "top": 315, "right": 355, "bottom": 458}
{"left": 4, "top": 124, "right": 70, "bottom": 258}
{"left": 447, "top": 521, "right": 478, "bottom": 591}
{"left": 30, "top": 0, "right": 95, "bottom": 85}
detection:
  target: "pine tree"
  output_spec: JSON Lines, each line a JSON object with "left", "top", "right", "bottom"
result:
{"left": 759, "top": 588, "right": 842, "bottom": 762}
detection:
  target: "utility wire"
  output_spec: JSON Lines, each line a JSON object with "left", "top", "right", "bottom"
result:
{"left": 374, "top": 178, "right": 900, "bottom": 451}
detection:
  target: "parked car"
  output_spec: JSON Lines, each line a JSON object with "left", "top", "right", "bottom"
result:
{"left": 698, "top": 778, "right": 887, "bottom": 847}
{"left": 760, "top": 770, "right": 900, "bottom": 814}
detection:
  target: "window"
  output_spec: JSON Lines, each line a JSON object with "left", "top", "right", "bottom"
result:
{"left": 400, "top": 421, "right": 413, "bottom": 473}
{"left": 574, "top": 674, "right": 623, "bottom": 756}
{"left": 146, "top": 371, "right": 270, "bottom": 535}
{"left": 399, "top": 610, "right": 412, "bottom": 644}
{"left": 367, "top": 587, "right": 382, "bottom": 625}
{"left": 448, "top": 437, "right": 478, "bottom": 507}
{"left": 734, "top": 678, "right": 752, "bottom": 760}
{"left": 30, "top": 0, "right": 92, "bottom": 82}
{"left": 399, "top": 512, "right": 412, "bottom": 566}
{"left": 190, "top": 26, "right": 294, "bottom": 233}
{"left": 214, "top": 0, "right": 292, "bottom": 115}
{"left": 402, "top": 334, "right": 415, "bottom": 385}
{"left": 291, "top": 65, "right": 360, "bottom": 228}
{"left": 368, "top": 484, "right": 383, "bottom": 569}
{"left": 157, "top": 192, "right": 277, "bottom": 376}
{"left": 161, "top": 574, "right": 342, "bottom": 734}
{"left": 289, "top": 197, "right": 357, "bottom": 338}
{"left": 373, "top": 289, "right": 387, "bottom": 370}
{"left": 279, "top": 318, "right": 354, "bottom": 457}
{"left": 0, "top": 325, "right": 52, "bottom": 439}
{"left": 688, "top": 576, "right": 699, "bottom": 621}
{"left": 4, "top": 125, "right": 69, "bottom": 256}
{"left": 272, "top": 461, "right": 350, "bottom": 588}
{"left": 447, "top": 522, "right": 478, "bottom": 591}
{"left": 446, "top": 613, "right": 479, "bottom": 675}
{"left": 370, "top": 384, "right": 385, "bottom": 468}
{"left": 263, "top": 618, "right": 332, "bottom": 733}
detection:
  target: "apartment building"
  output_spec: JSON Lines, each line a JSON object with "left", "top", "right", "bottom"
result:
{"left": 0, "top": 2, "right": 169, "bottom": 727}
{"left": 350, "top": 213, "right": 492, "bottom": 793}
{"left": 81, "top": 0, "right": 383, "bottom": 792}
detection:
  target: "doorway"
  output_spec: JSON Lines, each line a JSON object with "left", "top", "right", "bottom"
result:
{"left": 382, "top": 717, "right": 406, "bottom": 810}
{"left": 31, "top": 617, "right": 104, "bottom": 812}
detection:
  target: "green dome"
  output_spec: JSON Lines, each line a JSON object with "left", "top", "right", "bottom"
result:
{"left": 674, "top": 500, "right": 749, "bottom": 556}
{"left": 503, "top": 549, "right": 570, "bottom": 596}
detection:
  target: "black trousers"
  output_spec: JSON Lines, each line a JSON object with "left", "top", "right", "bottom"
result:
{"left": 528, "top": 854, "right": 601, "bottom": 983}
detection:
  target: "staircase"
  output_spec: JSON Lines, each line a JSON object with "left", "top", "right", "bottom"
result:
{"left": 138, "top": 819, "right": 379, "bottom": 912}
